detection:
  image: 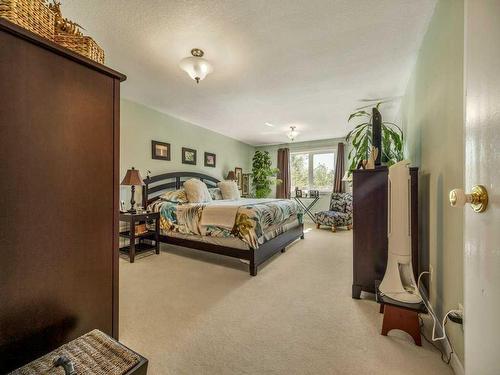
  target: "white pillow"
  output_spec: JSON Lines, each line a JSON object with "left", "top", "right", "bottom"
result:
{"left": 183, "top": 179, "right": 212, "bottom": 203}
{"left": 208, "top": 187, "right": 224, "bottom": 200}
{"left": 217, "top": 181, "right": 241, "bottom": 200}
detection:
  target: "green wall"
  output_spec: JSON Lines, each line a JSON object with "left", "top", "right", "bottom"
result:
{"left": 399, "top": 0, "right": 464, "bottom": 363}
{"left": 120, "top": 98, "right": 255, "bottom": 205}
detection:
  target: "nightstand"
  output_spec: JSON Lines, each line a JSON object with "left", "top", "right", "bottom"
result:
{"left": 119, "top": 211, "right": 160, "bottom": 263}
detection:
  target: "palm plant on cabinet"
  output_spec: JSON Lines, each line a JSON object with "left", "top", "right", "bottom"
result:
{"left": 345, "top": 102, "right": 404, "bottom": 174}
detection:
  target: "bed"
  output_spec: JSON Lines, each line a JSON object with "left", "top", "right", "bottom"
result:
{"left": 142, "top": 172, "right": 304, "bottom": 275}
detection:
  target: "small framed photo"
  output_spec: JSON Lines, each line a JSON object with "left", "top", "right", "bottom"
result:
{"left": 235, "top": 167, "right": 243, "bottom": 190}
{"left": 309, "top": 190, "right": 320, "bottom": 198}
{"left": 182, "top": 147, "right": 197, "bottom": 165}
{"left": 295, "top": 188, "right": 303, "bottom": 198}
{"left": 242, "top": 174, "right": 250, "bottom": 196}
{"left": 204, "top": 152, "right": 216, "bottom": 168}
{"left": 151, "top": 140, "right": 171, "bottom": 161}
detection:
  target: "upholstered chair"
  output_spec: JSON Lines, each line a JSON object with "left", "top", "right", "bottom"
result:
{"left": 315, "top": 192, "right": 353, "bottom": 232}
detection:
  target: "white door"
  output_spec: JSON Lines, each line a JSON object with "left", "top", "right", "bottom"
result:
{"left": 463, "top": 1, "right": 500, "bottom": 373}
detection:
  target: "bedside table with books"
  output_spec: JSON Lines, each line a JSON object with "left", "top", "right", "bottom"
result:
{"left": 119, "top": 212, "right": 160, "bottom": 263}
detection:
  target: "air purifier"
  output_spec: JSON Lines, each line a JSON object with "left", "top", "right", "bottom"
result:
{"left": 379, "top": 161, "right": 422, "bottom": 304}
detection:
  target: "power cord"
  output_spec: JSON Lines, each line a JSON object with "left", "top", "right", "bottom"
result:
{"left": 419, "top": 315, "right": 453, "bottom": 365}
{"left": 417, "top": 271, "right": 461, "bottom": 342}
{"left": 380, "top": 271, "right": 457, "bottom": 365}
{"left": 417, "top": 271, "right": 429, "bottom": 291}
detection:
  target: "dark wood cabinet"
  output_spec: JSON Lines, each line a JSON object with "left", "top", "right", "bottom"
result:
{"left": 0, "top": 19, "right": 126, "bottom": 373}
{"left": 351, "top": 167, "right": 418, "bottom": 299}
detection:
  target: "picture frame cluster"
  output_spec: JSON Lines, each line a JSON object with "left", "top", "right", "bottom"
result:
{"left": 151, "top": 140, "right": 216, "bottom": 168}
{"left": 151, "top": 140, "right": 250, "bottom": 196}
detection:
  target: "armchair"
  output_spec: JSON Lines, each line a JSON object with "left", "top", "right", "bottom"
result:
{"left": 315, "top": 192, "right": 353, "bottom": 232}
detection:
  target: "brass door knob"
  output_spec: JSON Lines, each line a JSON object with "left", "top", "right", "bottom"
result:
{"left": 449, "top": 185, "right": 488, "bottom": 213}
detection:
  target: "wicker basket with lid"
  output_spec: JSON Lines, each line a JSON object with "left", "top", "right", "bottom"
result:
{"left": 0, "top": 0, "right": 55, "bottom": 40}
{"left": 49, "top": 1, "right": 105, "bottom": 64}
{"left": 10, "top": 329, "right": 144, "bottom": 375}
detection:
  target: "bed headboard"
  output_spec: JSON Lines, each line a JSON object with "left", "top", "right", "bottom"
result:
{"left": 142, "top": 171, "right": 221, "bottom": 207}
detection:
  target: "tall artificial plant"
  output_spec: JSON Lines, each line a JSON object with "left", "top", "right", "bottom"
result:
{"left": 345, "top": 102, "right": 404, "bottom": 173}
{"left": 251, "top": 150, "right": 281, "bottom": 198}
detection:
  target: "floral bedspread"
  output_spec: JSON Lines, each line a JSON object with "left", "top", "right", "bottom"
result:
{"left": 148, "top": 198, "right": 303, "bottom": 249}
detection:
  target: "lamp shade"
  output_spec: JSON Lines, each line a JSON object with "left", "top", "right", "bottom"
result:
{"left": 179, "top": 56, "right": 213, "bottom": 83}
{"left": 226, "top": 171, "right": 236, "bottom": 180}
{"left": 121, "top": 167, "right": 143, "bottom": 186}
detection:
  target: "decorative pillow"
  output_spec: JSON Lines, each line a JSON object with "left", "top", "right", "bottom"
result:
{"left": 208, "top": 187, "right": 224, "bottom": 200}
{"left": 217, "top": 181, "right": 241, "bottom": 200}
{"left": 183, "top": 178, "right": 212, "bottom": 203}
{"left": 159, "top": 189, "right": 188, "bottom": 204}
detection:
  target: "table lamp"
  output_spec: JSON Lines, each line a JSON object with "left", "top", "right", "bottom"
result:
{"left": 121, "top": 167, "right": 143, "bottom": 213}
{"left": 226, "top": 171, "right": 236, "bottom": 181}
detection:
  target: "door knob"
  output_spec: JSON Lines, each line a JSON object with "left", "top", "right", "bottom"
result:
{"left": 449, "top": 185, "right": 488, "bottom": 213}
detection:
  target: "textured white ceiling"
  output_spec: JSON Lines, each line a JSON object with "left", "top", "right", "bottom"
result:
{"left": 62, "top": 0, "right": 435, "bottom": 146}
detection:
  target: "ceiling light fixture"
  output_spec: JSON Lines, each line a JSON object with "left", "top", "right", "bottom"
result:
{"left": 179, "top": 48, "right": 213, "bottom": 84}
{"left": 287, "top": 126, "right": 299, "bottom": 142}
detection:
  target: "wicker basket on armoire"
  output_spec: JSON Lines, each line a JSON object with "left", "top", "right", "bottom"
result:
{"left": 0, "top": 0, "right": 105, "bottom": 64}
{"left": 0, "top": 0, "right": 55, "bottom": 40}
{"left": 49, "top": 1, "right": 105, "bottom": 64}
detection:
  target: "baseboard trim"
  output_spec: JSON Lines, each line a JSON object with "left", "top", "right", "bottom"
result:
{"left": 420, "top": 289, "right": 464, "bottom": 375}
{"left": 446, "top": 339, "right": 464, "bottom": 375}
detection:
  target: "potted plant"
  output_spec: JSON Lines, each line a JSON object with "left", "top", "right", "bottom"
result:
{"left": 345, "top": 102, "right": 404, "bottom": 173}
{"left": 251, "top": 150, "right": 281, "bottom": 198}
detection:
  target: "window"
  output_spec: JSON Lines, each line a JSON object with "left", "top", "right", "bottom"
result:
{"left": 291, "top": 150, "right": 335, "bottom": 193}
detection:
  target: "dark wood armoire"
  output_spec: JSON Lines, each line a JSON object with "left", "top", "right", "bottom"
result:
{"left": 0, "top": 19, "right": 126, "bottom": 373}
{"left": 351, "top": 167, "right": 419, "bottom": 299}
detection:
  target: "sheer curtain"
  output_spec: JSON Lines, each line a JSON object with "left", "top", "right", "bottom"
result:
{"left": 276, "top": 148, "right": 290, "bottom": 198}
{"left": 333, "top": 142, "right": 345, "bottom": 193}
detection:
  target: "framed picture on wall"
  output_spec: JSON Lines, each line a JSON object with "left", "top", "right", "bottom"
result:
{"left": 182, "top": 147, "right": 197, "bottom": 165}
{"left": 151, "top": 140, "right": 171, "bottom": 161}
{"left": 242, "top": 173, "right": 250, "bottom": 196}
{"left": 204, "top": 152, "right": 216, "bottom": 168}
{"left": 235, "top": 167, "right": 243, "bottom": 190}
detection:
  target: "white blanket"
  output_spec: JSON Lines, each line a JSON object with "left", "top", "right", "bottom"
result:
{"left": 199, "top": 198, "right": 279, "bottom": 229}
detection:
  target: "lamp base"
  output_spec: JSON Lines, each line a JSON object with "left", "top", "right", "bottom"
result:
{"left": 129, "top": 185, "right": 136, "bottom": 214}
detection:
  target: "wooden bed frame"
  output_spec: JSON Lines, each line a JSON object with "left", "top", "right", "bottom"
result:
{"left": 142, "top": 171, "right": 304, "bottom": 276}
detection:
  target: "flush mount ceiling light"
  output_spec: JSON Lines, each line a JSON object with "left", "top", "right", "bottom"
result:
{"left": 179, "top": 48, "right": 213, "bottom": 84}
{"left": 287, "top": 126, "right": 299, "bottom": 142}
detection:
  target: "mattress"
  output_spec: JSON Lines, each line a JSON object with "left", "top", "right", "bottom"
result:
{"left": 148, "top": 197, "right": 303, "bottom": 249}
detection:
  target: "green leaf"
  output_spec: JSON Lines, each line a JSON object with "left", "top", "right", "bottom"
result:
{"left": 351, "top": 125, "right": 367, "bottom": 147}
{"left": 251, "top": 150, "right": 279, "bottom": 198}
{"left": 383, "top": 121, "right": 403, "bottom": 134}
{"left": 348, "top": 111, "right": 370, "bottom": 122}
{"left": 347, "top": 123, "right": 369, "bottom": 141}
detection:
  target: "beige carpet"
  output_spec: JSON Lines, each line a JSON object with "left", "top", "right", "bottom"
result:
{"left": 119, "top": 226, "right": 453, "bottom": 375}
